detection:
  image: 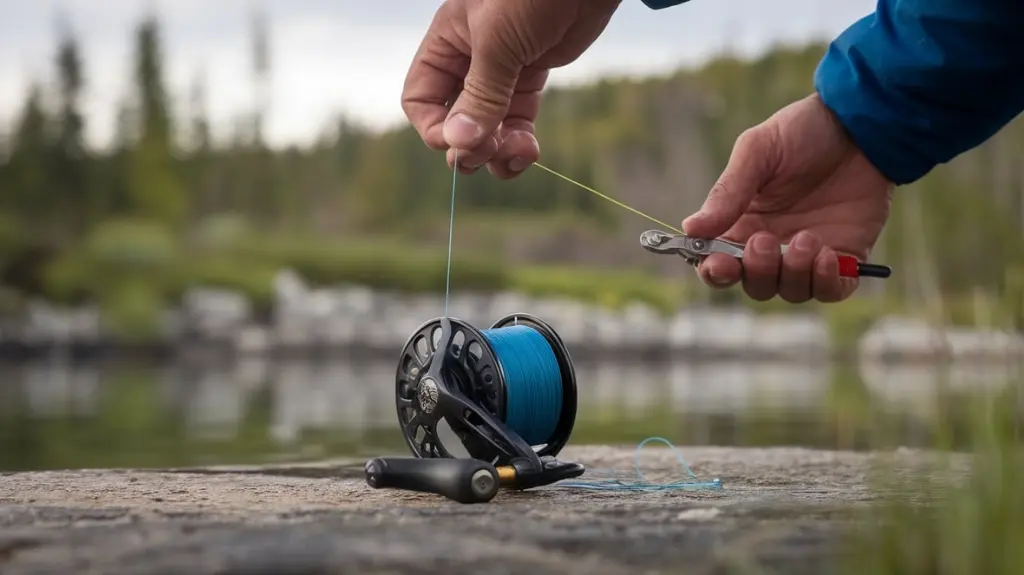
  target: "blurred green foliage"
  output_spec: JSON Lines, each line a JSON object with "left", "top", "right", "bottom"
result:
{"left": 843, "top": 385, "right": 1024, "bottom": 575}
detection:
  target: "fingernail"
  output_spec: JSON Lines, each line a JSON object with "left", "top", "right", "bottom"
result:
{"left": 508, "top": 156, "right": 531, "bottom": 172}
{"left": 706, "top": 264, "right": 730, "bottom": 286}
{"left": 751, "top": 235, "right": 775, "bottom": 255}
{"left": 793, "top": 232, "right": 818, "bottom": 251}
{"left": 443, "top": 113, "right": 483, "bottom": 147}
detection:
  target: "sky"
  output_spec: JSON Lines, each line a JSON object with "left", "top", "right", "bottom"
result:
{"left": 0, "top": 0, "right": 877, "bottom": 148}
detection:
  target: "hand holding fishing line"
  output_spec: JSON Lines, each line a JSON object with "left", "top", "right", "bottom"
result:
{"left": 401, "top": 0, "right": 623, "bottom": 178}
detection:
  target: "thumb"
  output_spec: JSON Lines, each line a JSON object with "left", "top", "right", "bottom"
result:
{"left": 682, "top": 128, "right": 776, "bottom": 238}
{"left": 444, "top": 38, "right": 523, "bottom": 151}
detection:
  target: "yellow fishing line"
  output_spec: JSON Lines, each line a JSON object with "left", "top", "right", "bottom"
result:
{"left": 532, "top": 163, "right": 684, "bottom": 234}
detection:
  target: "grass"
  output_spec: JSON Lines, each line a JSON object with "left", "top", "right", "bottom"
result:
{"left": 840, "top": 384, "right": 1024, "bottom": 574}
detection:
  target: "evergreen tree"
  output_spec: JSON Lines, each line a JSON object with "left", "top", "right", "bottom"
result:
{"left": 128, "top": 14, "right": 185, "bottom": 227}
{"left": 52, "top": 21, "right": 89, "bottom": 237}
{"left": 186, "top": 70, "right": 214, "bottom": 220}
{"left": 5, "top": 85, "right": 51, "bottom": 226}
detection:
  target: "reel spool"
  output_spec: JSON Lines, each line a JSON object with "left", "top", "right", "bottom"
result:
{"left": 364, "top": 313, "right": 586, "bottom": 503}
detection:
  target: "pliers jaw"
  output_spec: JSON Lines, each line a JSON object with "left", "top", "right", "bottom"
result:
{"left": 639, "top": 229, "right": 743, "bottom": 268}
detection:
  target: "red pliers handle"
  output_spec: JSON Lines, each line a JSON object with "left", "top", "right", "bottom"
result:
{"left": 640, "top": 230, "right": 891, "bottom": 279}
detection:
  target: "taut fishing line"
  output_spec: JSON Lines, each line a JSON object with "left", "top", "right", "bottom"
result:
{"left": 532, "top": 162, "right": 684, "bottom": 234}
{"left": 434, "top": 154, "right": 719, "bottom": 494}
{"left": 444, "top": 150, "right": 460, "bottom": 317}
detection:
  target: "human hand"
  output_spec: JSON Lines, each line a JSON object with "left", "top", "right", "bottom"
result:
{"left": 401, "top": 0, "right": 622, "bottom": 178}
{"left": 682, "top": 93, "right": 893, "bottom": 303}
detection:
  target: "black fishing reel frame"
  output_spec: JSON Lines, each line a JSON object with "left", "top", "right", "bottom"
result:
{"left": 392, "top": 313, "right": 584, "bottom": 490}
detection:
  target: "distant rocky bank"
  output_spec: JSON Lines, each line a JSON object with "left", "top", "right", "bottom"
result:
{"left": 1, "top": 270, "right": 1021, "bottom": 364}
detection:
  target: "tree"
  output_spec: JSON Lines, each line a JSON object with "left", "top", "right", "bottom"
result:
{"left": 4, "top": 84, "right": 51, "bottom": 226}
{"left": 246, "top": 6, "right": 279, "bottom": 227}
{"left": 128, "top": 14, "right": 186, "bottom": 227}
{"left": 51, "top": 21, "right": 90, "bottom": 237}
{"left": 186, "top": 70, "right": 216, "bottom": 219}
{"left": 250, "top": 6, "right": 270, "bottom": 147}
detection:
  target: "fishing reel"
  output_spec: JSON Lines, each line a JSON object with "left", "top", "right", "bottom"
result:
{"left": 364, "top": 313, "right": 585, "bottom": 503}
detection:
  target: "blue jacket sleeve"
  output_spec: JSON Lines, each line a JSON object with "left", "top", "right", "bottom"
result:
{"left": 640, "top": 0, "right": 689, "bottom": 9}
{"left": 815, "top": 0, "right": 1024, "bottom": 185}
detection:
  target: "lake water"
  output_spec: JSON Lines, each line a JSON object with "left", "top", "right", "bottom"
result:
{"left": 2, "top": 358, "right": 1023, "bottom": 471}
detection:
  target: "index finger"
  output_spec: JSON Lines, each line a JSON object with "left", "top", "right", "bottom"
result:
{"left": 401, "top": 11, "right": 469, "bottom": 150}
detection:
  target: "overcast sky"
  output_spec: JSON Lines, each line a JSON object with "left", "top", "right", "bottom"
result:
{"left": 0, "top": 0, "right": 876, "bottom": 148}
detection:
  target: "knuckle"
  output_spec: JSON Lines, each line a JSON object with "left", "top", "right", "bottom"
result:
{"left": 733, "top": 127, "right": 770, "bottom": 157}
{"left": 784, "top": 249, "right": 816, "bottom": 268}
{"left": 707, "top": 178, "right": 733, "bottom": 201}
{"left": 734, "top": 128, "right": 761, "bottom": 150}
{"left": 487, "top": 8, "right": 541, "bottom": 64}
{"left": 782, "top": 260, "right": 810, "bottom": 276}
{"left": 461, "top": 73, "right": 513, "bottom": 115}
{"left": 734, "top": 125, "right": 782, "bottom": 172}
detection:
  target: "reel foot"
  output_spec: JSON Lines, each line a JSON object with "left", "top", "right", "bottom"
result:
{"left": 502, "top": 456, "right": 586, "bottom": 490}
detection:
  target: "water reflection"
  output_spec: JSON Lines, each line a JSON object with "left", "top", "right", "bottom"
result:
{"left": 16, "top": 359, "right": 101, "bottom": 418}
{"left": 0, "top": 358, "right": 1022, "bottom": 471}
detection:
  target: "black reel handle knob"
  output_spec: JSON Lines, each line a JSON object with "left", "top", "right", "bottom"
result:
{"left": 364, "top": 457, "right": 500, "bottom": 504}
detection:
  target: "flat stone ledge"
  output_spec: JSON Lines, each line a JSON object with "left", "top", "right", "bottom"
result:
{"left": 0, "top": 446, "right": 970, "bottom": 575}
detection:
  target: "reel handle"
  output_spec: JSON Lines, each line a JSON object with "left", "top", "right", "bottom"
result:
{"left": 364, "top": 457, "right": 500, "bottom": 504}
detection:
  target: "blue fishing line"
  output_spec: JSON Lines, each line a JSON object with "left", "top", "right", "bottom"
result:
{"left": 557, "top": 436, "right": 723, "bottom": 492}
{"left": 444, "top": 150, "right": 459, "bottom": 317}
{"left": 480, "top": 325, "right": 563, "bottom": 446}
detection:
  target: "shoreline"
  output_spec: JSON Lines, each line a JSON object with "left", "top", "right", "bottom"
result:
{"left": 0, "top": 338, "right": 1015, "bottom": 366}
{"left": 4, "top": 278, "right": 1023, "bottom": 365}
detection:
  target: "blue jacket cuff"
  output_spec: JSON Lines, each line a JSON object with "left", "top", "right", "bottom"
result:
{"left": 640, "top": 0, "right": 689, "bottom": 9}
{"left": 814, "top": 0, "right": 1024, "bottom": 186}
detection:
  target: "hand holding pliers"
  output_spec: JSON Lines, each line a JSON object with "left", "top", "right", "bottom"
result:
{"left": 639, "top": 230, "right": 891, "bottom": 279}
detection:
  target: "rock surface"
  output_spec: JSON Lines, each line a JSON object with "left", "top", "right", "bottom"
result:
{"left": 0, "top": 446, "right": 968, "bottom": 575}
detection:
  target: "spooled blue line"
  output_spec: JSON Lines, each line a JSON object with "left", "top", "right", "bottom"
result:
{"left": 481, "top": 325, "right": 563, "bottom": 446}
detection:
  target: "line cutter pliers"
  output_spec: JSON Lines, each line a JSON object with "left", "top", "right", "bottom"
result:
{"left": 639, "top": 230, "right": 892, "bottom": 279}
